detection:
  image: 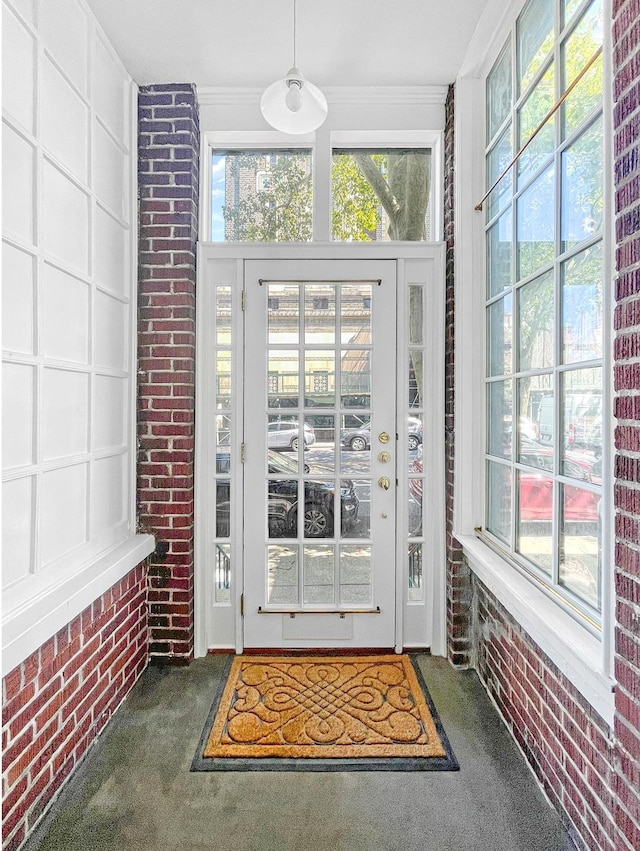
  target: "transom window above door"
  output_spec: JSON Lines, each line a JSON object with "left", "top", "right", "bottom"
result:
{"left": 205, "top": 132, "right": 440, "bottom": 243}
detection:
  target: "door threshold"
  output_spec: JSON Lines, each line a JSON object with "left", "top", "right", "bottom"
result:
{"left": 241, "top": 647, "right": 397, "bottom": 656}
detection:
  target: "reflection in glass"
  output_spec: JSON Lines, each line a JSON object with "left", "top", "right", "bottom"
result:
{"left": 517, "top": 0, "right": 554, "bottom": 93}
{"left": 536, "top": 390, "right": 555, "bottom": 448}
{"left": 268, "top": 283, "right": 299, "bottom": 345}
{"left": 303, "top": 546, "right": 335, "bottom": 604}
{"left": 487, "top": 210, "right": 513, "bottom": 298}
{"left": 303, "top": 479, "right": 334, "bottom": 538}
{"left": 487, "top": 380, "right": 513, "bottom": 459}
{"left": 341, "top": 284, "right": 372, "bottom": 342}
{"left": 487, "top": 128, "right": 513, "bottom": 219}
{"left": 340, "top": 545, "right": 372, "bottom": 605}
{"left": 518, "top": 420, "right": 554, "bottom": 471}
{"left": 409, "top": 285, "right": 423, "bottom": 344}
{"left": 487, "top": 460, "right": 512, "bottom": 545}
{"left": 267, "top": 477, "right": 298, "bottom": 539}
{"left": 216, "top": 286, "right": 231, "bottom": 345}
{"left": 562, "top": 0, "right": 603, "bottom": 139}
{"left": 409, "top": 352, "right": 422, "bottom": 411}
{"left": 215, "top": 479, "right": 230, "bottom": 537}
{"left": 216, "top": 351, "right": 231, "bottom": 398}
{"left": 342, "top": 479, "right": 365, "bottom": 538}
{"left": 559, "top": 485, "right": 600, "bottom": 609}
{"left": 268, "top": 350, "right": 299, "bottom": 404}
{"left": 341, "top": 348, "right": 371, "bottom": 401}
{"left": 518, "top": 64, "right": 554, "bottom": 186}
{"left": 311, "top": 415, "right": 335, "bottom": 473}
{"left": 561, "top": 368, "right": 602, "bottom": 462}
{"left": 267, "top": 545, "right": 298, "bottom": 605}
{"left": 408, "top": 543, "right": 424, "bottom": 602}
{"left": 268, "top": 415, "right": 313, "bottom": 453}
{"left": 340, "top": 420, "right": 370, "bottom": 469}
{"left": 561, "top": 117, "right": 603, "bottom": 251}
{"left": 516, "top": 469, "right": 553, "bottom": 574}
{"left": 487, "top": 294, "right": 513, "bottom": 377}
{"left": 487, "top": 44, "right": 512, "bottom": 142}
{"left": 563, "top": 0, "right": 583, "bottom": 26}
{"left": 408, "top": 467, "right": 423, "bottom": 537}
{"left": 518, "top": 374, "right": 552, "bottom": 456}
{"left": 305, "top": 284, "right": 335, "bottom": 343}
{"left": 215, "top": 410, "right": 231, "bottom": 449}
{"left": 517, "top": 270, "right": 554, "bottom": 372}
{"left": 214, "top": 543, "right": 231, "bottom": 603}
{"left": 305, "top": 350, "right": 335, "bottom": 407}
{"left": 517, "top": 166, "right": 555, "bottom": 280}
{"left": 562, "top": 242, "right": 603, "bottom": 364}
{"left": 406, "top": 413, "right": 423, "bottom": 465}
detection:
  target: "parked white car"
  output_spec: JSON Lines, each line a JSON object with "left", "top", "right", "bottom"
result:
{"left": 268, "top": 420, "right": 316, "bottom": 451}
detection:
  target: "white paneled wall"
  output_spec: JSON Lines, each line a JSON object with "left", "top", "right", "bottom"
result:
{"left": 2, "top": 0, "right": 149, "bottom": 672}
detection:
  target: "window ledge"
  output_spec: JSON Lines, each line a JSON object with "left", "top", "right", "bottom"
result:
{"left": 2, "top": 534, "right": 155, "bottom": 677}
{"left": 456, "top": 532, "right": 615, "bottom": 728}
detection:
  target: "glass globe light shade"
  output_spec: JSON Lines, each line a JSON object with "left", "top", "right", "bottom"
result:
{"left": 260, "top": 67, "right": 328, "bottom": 134}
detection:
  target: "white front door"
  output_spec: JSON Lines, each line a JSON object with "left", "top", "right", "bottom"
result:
{"left": 196, "top": 244, "right": 446, "bottom": 658}
{"left": 243, "top": 259, "right": 397, "bottom": 648}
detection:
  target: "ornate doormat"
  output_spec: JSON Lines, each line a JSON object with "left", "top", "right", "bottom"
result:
{"left": 191, "top": 655, "right": 458, "bottom": 772}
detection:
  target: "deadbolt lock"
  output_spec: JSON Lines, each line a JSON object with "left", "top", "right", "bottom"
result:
{"left": 378, "top": 476, "right": 391, "bottom": 490}
{"left": 378, "top": 451, "right": 391, "bottom": 463}
{"left": 378, "top": 431, "right": 390, "bottom": 444}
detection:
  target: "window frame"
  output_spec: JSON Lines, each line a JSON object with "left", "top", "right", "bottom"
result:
{"left": 454, "top": 0, "right": 615, "bottom": 724}
{"left": 200, "top": 130, "right": 443, "bottom": 244}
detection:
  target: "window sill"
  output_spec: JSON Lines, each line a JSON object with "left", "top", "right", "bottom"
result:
{"left": 2, "top": 533, "right": 155, "bottom": 677}
{"left": 456, "top": 532, "right": 615, "bottom": 728}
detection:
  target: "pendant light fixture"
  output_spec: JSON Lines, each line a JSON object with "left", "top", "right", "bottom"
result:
{"left": 260, "top": 0, "right": 328, "bottom": 134}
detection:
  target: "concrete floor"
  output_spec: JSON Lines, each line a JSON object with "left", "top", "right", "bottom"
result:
{"left": 24, "top": 655, "right": 575, "bottom": 851}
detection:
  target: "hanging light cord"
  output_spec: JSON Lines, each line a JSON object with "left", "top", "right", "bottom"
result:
{"left": 292, "top": 0, "right": 297, "bottom": 68}
{"left": 475, "top": 45, "right": 603, "bottom": 212}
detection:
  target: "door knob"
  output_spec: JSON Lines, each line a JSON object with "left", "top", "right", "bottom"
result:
{"left": 378, "top": 431, "right": 390, "bottom": 444}
{"left": 378, "top": 451, "right": 391, "bottom": 463}
{"left": 378, "top": 476, "right": 391, "bottom": 490}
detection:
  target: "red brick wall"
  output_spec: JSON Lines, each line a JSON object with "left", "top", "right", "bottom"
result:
{"left": 468, "top": 4, "right": 640, "bottom": 850}
{"left": 611, "top": 0, "right": 640, "bottom": 848}
{"left": 474, "top": 581, "right": 619, "bottom": 850}
{"left": 137, "top": 84, "right": 200, "bottom": 662}
{"left": 1, "top": 566, "right": 148, "bottom": 851}
{"left": 444, "top": 84, "right": 473, "bottom": 667}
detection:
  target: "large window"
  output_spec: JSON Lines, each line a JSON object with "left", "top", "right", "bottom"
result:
{"left": 208, "top": 142, "right": 435, "bottom": 243}
{"left": 211, "top": 149, "right": 313, "bottom": 242}
{"left": 331, "top": 148, "right": 432, "bottom": 242}
{"left": 484, "top": 0, "right": 604, "bottom": 622}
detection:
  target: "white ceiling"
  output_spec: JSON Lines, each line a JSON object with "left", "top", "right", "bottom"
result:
{"left": 85, "top": 0, "right": 490, "bottom": 90}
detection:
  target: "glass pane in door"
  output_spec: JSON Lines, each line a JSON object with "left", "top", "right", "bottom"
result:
{"left": 243, "top": 258, "right": 397, "bottom": 648}
{"left": 260, "top": 279, "right": 383, "bottom": 608}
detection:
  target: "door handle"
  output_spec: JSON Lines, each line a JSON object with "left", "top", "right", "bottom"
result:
{"left": 378, "top": 476, "right": 391, "bottom": 490}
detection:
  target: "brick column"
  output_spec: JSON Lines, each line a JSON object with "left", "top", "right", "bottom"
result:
{"left": 443, "top": 84, "right": 473, "bottom": 666}
{"left": 137, "top": 84, "right": 199, "bottom": 663}
{"left": 612, "top": 1, "right": 640, "bottom": 847}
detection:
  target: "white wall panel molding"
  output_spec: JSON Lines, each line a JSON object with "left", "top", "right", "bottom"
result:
{"left": 2, "top": 0, "right": 152, "bottom": 672}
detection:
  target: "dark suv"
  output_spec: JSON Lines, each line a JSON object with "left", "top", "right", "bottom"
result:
{"left": 216, "top": 449, "right": 359, "bottom": 538}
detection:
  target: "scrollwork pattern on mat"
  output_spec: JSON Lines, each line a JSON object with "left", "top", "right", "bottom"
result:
{"left": 222, "top": 660, "right": 430, "bottom": 747}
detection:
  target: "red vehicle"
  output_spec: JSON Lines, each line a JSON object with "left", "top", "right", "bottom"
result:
{"left": 409, "top": 442, "right": 599, "bottom": 522}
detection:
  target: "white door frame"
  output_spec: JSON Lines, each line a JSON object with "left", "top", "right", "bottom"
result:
{"left": 194, "top": 242, "right": 446, "bottom": 657}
